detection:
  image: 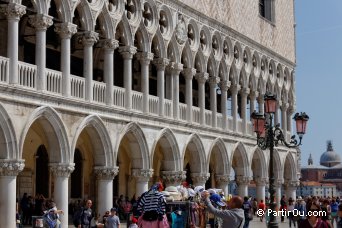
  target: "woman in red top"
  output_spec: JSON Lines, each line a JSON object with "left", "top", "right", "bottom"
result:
{"left": 258, "top": 200, "right": 266, "bottom": 222}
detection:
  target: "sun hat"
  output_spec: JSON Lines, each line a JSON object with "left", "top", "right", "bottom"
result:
{"left": 210, "top": 193, "right": 226, "bottom": 207}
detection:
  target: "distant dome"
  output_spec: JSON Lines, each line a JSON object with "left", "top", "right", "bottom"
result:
{"left": 320, "top": 141, "right": 341, "bottom": 167}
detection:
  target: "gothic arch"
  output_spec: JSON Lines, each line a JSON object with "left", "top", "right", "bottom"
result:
{"left": 181, "top": 42, "right": 194, "bottom": 68}
{"left": 250, "top": 147, "right": 267, "bottom": 180}
{"left": 182, "top": 133, "right": 206, "bottom": 173}
{"left": 0, "top": 103, "right": 18, "bottom": 160}
{"left": 231, "top": 142, "right": 249, "bottom": 177}
{"left": 167, "top": 37, "right": 181, "bottom": 63}
{"left": 135, "top": 24, "right": 151, "bottom": 52}
{"left": 194, "top": 50, "right": 207, "bottom": 73}
{"left": 19, "top": 106, "right": 70, "bottom": 163}
{"left": 218, "top": 60, "right": 228, "bottom": 81}
{"left": 74, "top": 1, "right": 94, "bottom": 31}
{"left": 207, "top": 138, "right": 229, "bottom": 175}
{"left": 152, "top": 31, "right": 167, "bottom": 58}
{"left": 115, "top": 122, "right": 150, "bottom": 169}
{"left": 116, "top": 19, "right": 133, "bottom": 46}
{"left": 71, "top": 115, "right": 113, "bottom": 166}
{"left": 284, "top": 151, "right": 297, "bottom": 181}
{"left": 150, "top": 128, "right": 181, "bottom": 171}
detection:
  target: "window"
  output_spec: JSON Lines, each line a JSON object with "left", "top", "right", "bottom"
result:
{"left": 259, "top": 0, "right": 274, "bottom": 22}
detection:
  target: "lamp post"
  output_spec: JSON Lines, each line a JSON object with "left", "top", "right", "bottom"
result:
{"left": 251, "top": 92, "right": 309, "bottom": 228}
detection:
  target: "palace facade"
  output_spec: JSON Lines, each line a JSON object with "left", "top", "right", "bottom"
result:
{"left": 0, "top": 0, "right": 298, "bottom": 226}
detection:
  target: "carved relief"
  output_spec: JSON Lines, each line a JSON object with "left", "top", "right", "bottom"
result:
{"left": 175, "top": 14, "right": 187, "bottom": 45}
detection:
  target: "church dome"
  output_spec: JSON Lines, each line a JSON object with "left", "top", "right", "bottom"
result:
{"left": 320, "top": 141, "right": 341, "bottom": 167}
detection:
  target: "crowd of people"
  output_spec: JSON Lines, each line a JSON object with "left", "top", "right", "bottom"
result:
{"left": 17, "top": 188, "right": 342, "bottom": 228}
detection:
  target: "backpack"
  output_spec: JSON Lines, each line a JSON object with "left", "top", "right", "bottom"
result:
{"left": 43, "top": 212, "right": 58, "bottom": 228}
{"left": 73, "top": 208, "right": 83, "bottom": 227}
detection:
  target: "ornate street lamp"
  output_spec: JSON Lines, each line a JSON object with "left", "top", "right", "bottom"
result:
{"left": 251, "top": 92, "right": 309, "bottom": 228}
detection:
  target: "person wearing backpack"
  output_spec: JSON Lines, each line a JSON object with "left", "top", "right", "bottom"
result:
{"left": 242, "top": 197, "right": 252, "bottom": 228}
{"left": 74, "top": 199, "right": 94, "bottom": 228}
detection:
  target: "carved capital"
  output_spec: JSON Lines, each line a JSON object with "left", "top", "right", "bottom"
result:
{"left": 240, "top": 87, "right": 250, "bottom": 96}
{"left": 281, "top": 103, "right": 289, "bottom": 111}
{"left": 0, "top": 159, "right": 24, "bottom": 176}
{"left": 55, "top": 23, "right": 77, "bottom": 39}
{"left": 94, "top": 166, "right": 119, "bottom": 180}
{"left": 284, "top": 180, "right": 299, "bottom": 189}
{"left": 255, "top": 177, "right": 268, "bottom": 186}
{"left": 230, "top": 84, "right": 241, "bottom": 95}
{"left": 103, "top": 39, "right": 119, "bottom": 51}
{"left": 219, "top": 80, "right": 230, "bottom": 92}
{"left": 215, "top": 174, "right": 230, "bottom": 184}
{"left": 161, "top": 171, "right": 186, "bottom": 185}
{"left": 274, "top": 179, "right": 284, "bottom": 188}
{"left": 208, "top": 76, "right": 220, "bottom": 86}
{"left": 182, "top": 68, "right": 196, "bottom": 80}
{"left": 132, "top": 169, "right": 153, "bottom": 182}
{"left": 249, "top": 90, "right": 259, "bottom": 99}
{"left": 136, "top": 52, "right": 154, "bottom": 65}
{"left": 50, "top": 163, "right": 75, "bottom": 178}
{"left": 0, "top": 3, "right": 26, "bottom": 20}
{"left": 168, "top": 62, "right": 183, "bottom": 74}
{"left": 195, "top": 72, "right": 209, "bottom": 84}
{"left": 119, "top": 46, "right": 137, "bottom": 59}
{"left": 235, "top": 175, "right": 251, "bottom": 185}
{"left": 29, "top": 14, "right": 53, "bottom": 31}
{"left": 191, "top": 173, "right": 210, "bottom": 185}
{"left": 153, "top": 58, "right": 170, "bottom": 70}
{"left": 82, "top": 31, "right": 99, "bottom": 46}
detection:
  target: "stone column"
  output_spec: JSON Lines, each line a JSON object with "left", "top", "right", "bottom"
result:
{"left": 82, "top": 31, "right": 98, "bottom": 101}
{"left": 236, "top": 176, "right": 250, "bottom": 197}
{"left": 136, "top": 52, "right": 153, "bottom": 113}
{"left": 255, "top": 178, "right": 267, "bottom": 203}
{"left": 119, "top": 46, "right": 137, "bottom": 110}
{"left": 287, "top": 107, "right": 294, "bottom": 133}
{"left": 183, "top": 68, "right": 196, "bottom": 122}
{"left": 281, "top": 103, "right": 288, "bottom": 133}
{"left": 165, "top": 71, "right": 173, "bottom": 99}
{"left": 209, "top": 76, "right": 220, "bottom": 128}
{"left": 258, "top": 93, "right": 265, "bottom": 115}
{"left": 215, "top": 175, "right": 230, "bottom": 196}
{"left": 0, "top": 3, "right": 26, "bottom": 84}
{"left": 132, "top": 169, "right": 154, "bottom": 197}
{"left": 103, "top": 39, "right": 119, "bottom": 105}
{"left": 231, "top": 85, "right": 241, "bottom": 131}
{"left": 249, "top": 91, "right": 259, "bottom": 119}
{"left": 170, "top": 63, "right": 183, "bottom": 119}
{"left": 274, "top": 180, "right": 283, "bottom": 208}
{"left": 274, "top": 100, "right": 281, "bottom": 126}
{"left": 219, "top": 80, "right": 230, "bottom": 130}
{"left": 0, "top": 160, "right": 24, "bottom": 228}
{"left": 154, "top": 58, "right": 170, "bottom": 116}
{"left": 240, "top": 88, "right": 250, "bottom": 134}
{"left": 195, "top": 72, "right": 208, "bottom": 125}
{"left": 94, "top": 166, "right": 119, "bottom": 216}
{"left": 29, "top": 14, "right": 53, "bottom": 91}
{"left": 50, "top": 163, "right": 75, "bottom": 228}
{"left": 285, "top": 180, "right": 298, "bottom": 201}
{"left": 191, "top": 173, "right": 210, "bottom": 187}
{"left": 161, "top": 171, "right": 186, "bottom": 187}
{"left": 55, "top": 23, "right": 77, "bottom": 97}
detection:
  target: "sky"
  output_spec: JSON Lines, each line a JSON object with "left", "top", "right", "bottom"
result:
{"left": 295, "top": 0, "right": 342, "bottom": 165}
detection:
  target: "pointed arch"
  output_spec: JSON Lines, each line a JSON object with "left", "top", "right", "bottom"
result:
{"left": 207, "top": 54, "right": 218, "bottom": 77}
{"left": 74, "top": 1, "right": 94, "bottom": 31}
{"left": 218, "top": 60, "right": 228, "bottom": 81}
{"left": 97, "top": 9, "right": 116, "bottom": 39}
{"left": 150, "top": 128, "right": 181, "bottom": 171}
{"left": 250, "top": 147, "right": 267, "bottom": 180}
{"left": 71, "top": 115, "right": 113, "bottom": 166}
{"left": 181, "top": 42, "right": 194, "bottom": 68}
{"left": 116, "top": 18, "right": 133, "bottom": 46}
{"left": 152, "top": 31, "right": 167, "bottom": 58}
{"left": 239, "top": 68, "right": 248, "bottom": 88}
{"left": 19, "top": 106, "right": 70, "bottom": 163}
{"left": 135, "top": 24, "right": 151, "bottom": 52}
{"left": 115, "top": 122, "right": 150, "bottom": 169}
{"left": 182, "top": 133, "right": 206, "bottom": 173}
{"left": 229, "top": 64, "right": 238, "bottom": 85}
{"left": 167, "top": 37, "right": 181, "bottom": 63}
{"left": 284, "top": 151, "right": 297, "bottom": 181}
{"left": 194, "top": 50, "right": 207, "bottom": 73}
{"left": 0, "top": 103, "right": 18, "bottom": 160}
{"left": 231, "top": 142, "right": 249, "bottom": 177}
{"left": 207, "top": 138, "right": 229, "bottom": 175}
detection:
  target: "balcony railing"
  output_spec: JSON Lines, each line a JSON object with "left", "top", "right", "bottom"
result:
{"left": 46, "top": 69, "right": 62, "bottom": 94}
{"left": 93, "top": 81, "right": 106, "bottom": 103}
{"left": 71, "top": 75, "right": 85, "bottom": 99}
{"left": 18, "top": 62, "right": 36, "bottom": 89}
{"left": 0, "top": 59, "right": 273, "bottom": 136}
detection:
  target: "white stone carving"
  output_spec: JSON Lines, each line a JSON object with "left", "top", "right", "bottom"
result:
{"left": 0, "top": 160, "right": 24, "bottom": 176}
